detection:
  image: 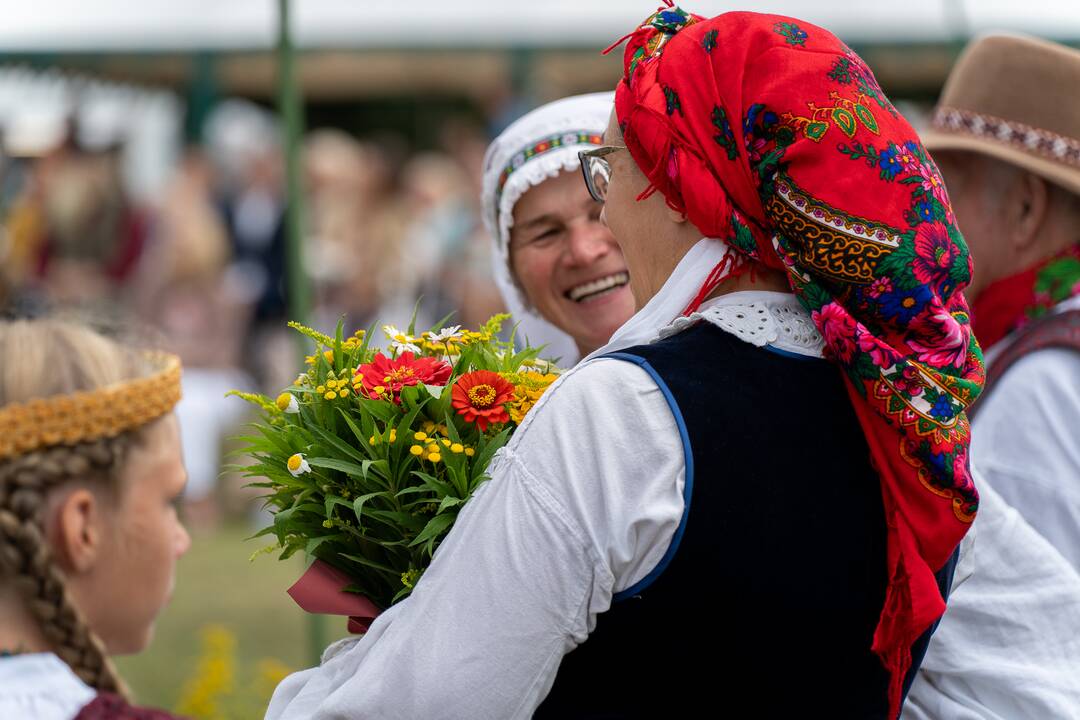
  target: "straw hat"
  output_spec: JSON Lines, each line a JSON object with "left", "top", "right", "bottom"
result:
{"left": 922, "top": 33, "right": 1080, "bottom": 197}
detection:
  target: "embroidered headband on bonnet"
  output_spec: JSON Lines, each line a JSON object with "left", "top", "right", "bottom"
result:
{"left": 481, "top": 92, "right": 613, "bottom": 365}
{"left": 610, "top": 6, "right": 984, "bottom": 716}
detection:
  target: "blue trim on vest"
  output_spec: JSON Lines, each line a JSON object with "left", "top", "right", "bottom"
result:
{"left": 602, "top": 352, "right": 694, "bottom": 602}
{"left": 762, "top": 344, "right": 826, "bottom": 362}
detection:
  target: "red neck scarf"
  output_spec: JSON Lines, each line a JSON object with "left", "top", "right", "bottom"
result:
{"left": 612, "top": 8, "right": 984, "bottom": 717}
{"left": 972, "top": 244, "right": 1080, "bottom": 349}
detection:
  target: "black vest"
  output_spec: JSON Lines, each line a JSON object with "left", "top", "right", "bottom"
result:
{"left": 536, "top": 322, "right": 954, "bottom": 719}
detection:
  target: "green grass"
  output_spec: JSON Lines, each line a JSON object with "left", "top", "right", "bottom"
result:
{"left": 114, "top": 522, "right": 348, "bottom": 715}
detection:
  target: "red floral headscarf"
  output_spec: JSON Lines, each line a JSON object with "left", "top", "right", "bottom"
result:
{"left": 612, "top": 6, "right": 984, "bottom": 716}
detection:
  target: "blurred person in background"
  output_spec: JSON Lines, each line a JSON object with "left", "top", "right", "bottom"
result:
{"left": 0, "top": 120, "right": 149, "bottom": 315}
{"left": 304, "top": 129, "right": 372, "bottom": 328}
{"left": 0, "top": 318, "right": 189, "bottom": 719}
{"left": 37, "top": 124, "right": 148, "bottom": 309}
{"left": 922, "top": 36, "right": 1080, "bottom": 570}
{"left": 387, "top": 152, "right": 481, "bottom": 329}
{"left": 137, "top": 144, "right": 253, "bottom": 530}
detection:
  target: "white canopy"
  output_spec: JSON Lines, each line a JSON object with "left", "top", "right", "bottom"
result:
{"left": 2, "top": 0, "right": 1079, "bottom": 52}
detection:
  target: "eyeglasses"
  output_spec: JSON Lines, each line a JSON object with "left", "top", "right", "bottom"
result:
{"left": 578, "top": 145, "right": 626, "bottom": 203}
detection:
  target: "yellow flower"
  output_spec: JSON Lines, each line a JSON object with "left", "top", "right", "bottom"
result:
{"left": 401, "top": 568, "right": 420, "bottom": 589}
{"left": 426, "top": 444, "right": 438, "bottom": 454}
{"left": 287, "top": 453, "right": 311, "bottom": 476}
{"left": 388, "top": 429, "right": 398, "bottom": 442}
{"left": 428, "top": 452, "right": 442, "bottom": 463}
{"left": 324, "top": 391, "right": 336, "bottom": 400}
{"left": 176, "top": 625, "right": 236, "bottom": 720}
{"left": 275, "top": 392, "right": 300, "bottom": 413}
{"left": 506, "top": 371, "right": 559, "bottom": 424}
{"left": 369, "top": 435, "right": 377, "bottom": 445}
{"left": 324, "top": 349, "right": 335, "bottom": 363}
{"left": 338, "top": 389, "right": 349, "bottom": 399}
{"left": 441, "top": 438, "right": 451, "bottom": 447}
{"left": 422, "top": 420, "right": 436, "bottom": 433}
{"left": 414, "top": 431, "right": 427, "bottom": 441}
{"left": 316, "top": 385, "right": 326, "bottom": 394}
{"left": 410, "top": 445, "right": 424, "bottom": 456}
{"left": 450, "top": 443, "right": 464, "bottom": 454}
{"left": 465, "top": 447, "right": 475, "bottom": 457}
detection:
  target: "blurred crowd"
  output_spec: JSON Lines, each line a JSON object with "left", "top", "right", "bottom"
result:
{"left": 0, "top": 98, "right": 505, "bottom": 525}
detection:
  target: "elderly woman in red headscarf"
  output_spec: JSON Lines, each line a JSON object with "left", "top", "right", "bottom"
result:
{"left": 267, "top": 8, "right": 982, "bottom": 720}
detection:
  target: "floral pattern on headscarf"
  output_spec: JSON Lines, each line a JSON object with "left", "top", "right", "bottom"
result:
{"left": 611, "top": 6, "right": 984, "bottom": 717}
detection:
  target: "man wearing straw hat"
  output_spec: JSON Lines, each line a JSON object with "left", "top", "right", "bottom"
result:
{"left": 922, "top": 35, "right": 1080, "bottom": 574}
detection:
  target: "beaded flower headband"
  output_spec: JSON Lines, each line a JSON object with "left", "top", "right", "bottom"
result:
{"left": 0, "top": 352, "right": 182, "bottom": 460}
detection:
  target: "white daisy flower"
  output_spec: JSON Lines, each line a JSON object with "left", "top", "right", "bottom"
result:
{"left": 428, "top": 325, "right": 463, "bottom": 343}
{"left": 276, "top": 392, "right": 300, "bottom": 414}
{"left": 383, "top": 324, "right": 421, "bottom": 354}
{"left": 287, "top": 453, "right": 311, "bottom": 477}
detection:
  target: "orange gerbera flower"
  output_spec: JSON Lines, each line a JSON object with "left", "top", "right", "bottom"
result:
{"left": 451, "top": 370, "right": 514, "bottom": 431}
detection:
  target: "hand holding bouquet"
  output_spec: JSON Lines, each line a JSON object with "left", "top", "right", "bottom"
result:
{"left": 231, "top": 315, "right": 558, "bottom": 617}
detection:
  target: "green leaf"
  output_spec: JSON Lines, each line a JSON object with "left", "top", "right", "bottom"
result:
{"left": 437, "top": 495, "right": 464, "bottom": 514}
{"left": 307, "top": 423, "right": 368, "bottom": 464}
{"left": 306, "top": 534, "right": 342, "bottom": 557}
{"left": 352, "top": 491, "right": 387, "bottom": 527}
{"left": 473, "top": 426, "right": 511, "bottom": 477}
{"left": 366, "top": 509, "right": 427, "bottom": 533}
{"left": 308, "top": 456, "right": 368, "bottom": 477}
{"left": 357, "top": 398, "right": 399, "bottom": 424}
{"left": 408, "top": 513, "right": 455, "bottom": 548}
{"left": 341, "top": 553, "right": 401, "bottom": 576}
{"left": 324, "top": 495, "right": 353, "bottom": 518}
{"left": 410, "top": 470, "right": 454, "bottom": 497}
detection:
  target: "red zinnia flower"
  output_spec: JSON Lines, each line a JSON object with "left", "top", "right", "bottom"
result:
{"left": 451, "top": 370, "right": 515, "bottom": 431}
{"left": 356, "top": 352, "right": 452, "bottom": 403}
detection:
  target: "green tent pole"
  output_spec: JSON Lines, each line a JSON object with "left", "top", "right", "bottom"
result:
{"left": 276, "top": 0, "right": 324, "bottom": 666}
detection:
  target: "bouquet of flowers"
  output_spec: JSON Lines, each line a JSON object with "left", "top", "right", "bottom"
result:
{"left": 230, "top": 315, "right": 558, "bottom": 616}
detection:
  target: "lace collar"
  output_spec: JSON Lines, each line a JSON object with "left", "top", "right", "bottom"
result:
{"left": 658, "top": 290, "right": 824, "bottom": 358}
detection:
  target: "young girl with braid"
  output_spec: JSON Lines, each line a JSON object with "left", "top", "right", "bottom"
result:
{"left": 0, "top": 319, "right": 190, "bottom": 719}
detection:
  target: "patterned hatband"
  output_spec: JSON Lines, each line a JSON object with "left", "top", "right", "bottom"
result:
{"left": 932, "top": 106, "right": 1080, "bottom": 168}
{"left": 0, "top": 352, "right": 182, "bottom": 459}
{"left": 494, "top": 131, "right": 605, "bottom": 208}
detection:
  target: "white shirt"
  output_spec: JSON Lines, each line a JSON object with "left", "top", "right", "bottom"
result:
{"left": 0, "top": 653, "right": 96, "bottom": 720}
{"left": 970, "top": 295, "right": 1080, "bottom": 572}
{"left": 902, "top": 480, "right": 1080, "bottom": 720}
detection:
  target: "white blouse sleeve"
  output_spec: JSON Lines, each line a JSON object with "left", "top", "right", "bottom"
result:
{"left": 902, "top": 479, "right": 1080, "bottom": 719}
{"left": 266, "top": 357, "right": 688, "bottom": 720}
{"left": 970, "top": 347, "right": 1080, "bottom": 572}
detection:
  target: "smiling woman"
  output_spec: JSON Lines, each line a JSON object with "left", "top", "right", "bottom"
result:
{"left": 482, "top": 92, "right": 636, "bottom": 364}
{"left": 508, "top": 169, "right": 633, "bottom": 356}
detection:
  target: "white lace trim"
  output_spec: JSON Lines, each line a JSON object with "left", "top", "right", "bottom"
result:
{"left": 658, "top": 293, "right": 824, "bottom": 357}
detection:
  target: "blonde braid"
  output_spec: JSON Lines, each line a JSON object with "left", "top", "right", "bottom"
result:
{"left": 0, "top": 438, "right": 131, "bottom": 696}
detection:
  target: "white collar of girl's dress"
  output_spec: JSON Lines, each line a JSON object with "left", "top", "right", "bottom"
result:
{"left": 0, "top": 652, "right": 95, "bottom": 709}
{"left": 585, "top": 237, "right": 825, "bottom": 361}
